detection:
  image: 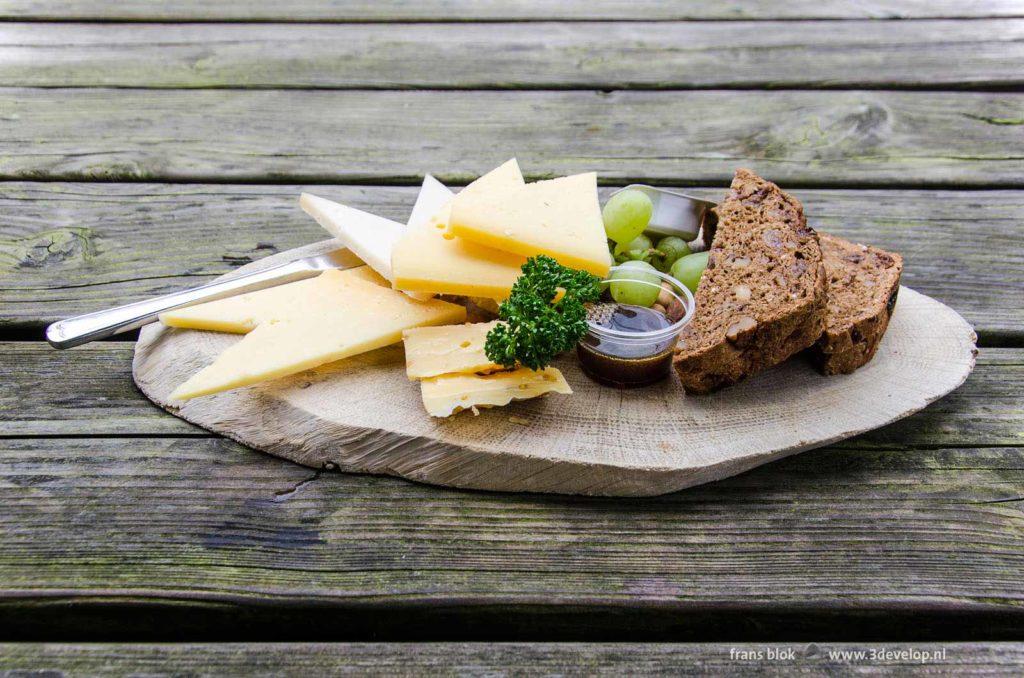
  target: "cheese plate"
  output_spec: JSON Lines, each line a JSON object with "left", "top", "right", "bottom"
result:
{"left": 133, "top": 238, "right": 976, "bottom": 497}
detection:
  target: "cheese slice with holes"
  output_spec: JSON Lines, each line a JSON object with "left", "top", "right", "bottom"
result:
{"left": 403, "top": 321, "right": 504, "bottom": 380}
{"left": 448, "top": 172, "right": 611, "bottom": 277}
{"left": 391, "top": 159, "right": 527, "bottom": 299}
{"left": 408, "top": 174, "right": 454, "bottom": 230}
{"left": 420, "top": 367, "right": 572, "bottom": 417}
{"left": 159, "top": 265, "right": 385, "bottom": 334}
{"left": 170, "top": 270, "right": 466, "bottom": 400}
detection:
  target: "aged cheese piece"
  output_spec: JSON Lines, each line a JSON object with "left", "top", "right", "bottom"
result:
{"left": 159, "top": 265, "right": 385, "bottom": 334}
{"left": 420, "top": 367, "right": 572, "bottom": 418}
{"left": 170, "top": 270, "right": 466, "bottom": 400}
{"left": 403, "top": 321, "right": 503, "bottom": 380}
{"left": 448, "top": 172, "right": 612, "bottom": 277}
{"left": 392, "top": 159, "right": 527, "bottom": 299}
{"left": 408, "top": 174, "right": 454, "bottom": 229}
{"left": 299, "top": 192, "right": 433, "bottom": 301}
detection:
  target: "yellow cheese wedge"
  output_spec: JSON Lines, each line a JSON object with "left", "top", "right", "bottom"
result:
{"left": 170, "top": 270, "right": 466, "bottom": 400}
{"left": 448, "top": 172, "right": 612, "bottom": 277}
{"left": 403, "top": 321, "right": 504, "bottom": 380}
{"left": 159, "top": 265, "right": 386, "bottom": 333}
{"left": 391, "top": 159, "right": 527, "bottom": 299}
{"left": 420, "top": 367, "right": 572, "bottom": 418}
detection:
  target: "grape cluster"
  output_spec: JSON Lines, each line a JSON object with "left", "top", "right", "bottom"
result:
{"left": 602, "top": 189, "right": 709, "bottom": 305}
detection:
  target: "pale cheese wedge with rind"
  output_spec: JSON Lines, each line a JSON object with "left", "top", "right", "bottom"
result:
{"left": 408, "top": 174, "right": 454, "bottom": 230}
{"left": 299, "top": 192, "right": 434, "bottom": 301}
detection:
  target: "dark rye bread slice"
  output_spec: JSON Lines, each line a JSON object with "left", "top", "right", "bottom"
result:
{"left": 673, "top": 169, "right": 827, "bottom": 394}
{"left": 812, "top": 232, "right": 903, "bottom": 375}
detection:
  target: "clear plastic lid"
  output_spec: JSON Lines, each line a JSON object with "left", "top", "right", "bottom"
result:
{"left": 585, "top": 266, "right": 696, "bottom": 355}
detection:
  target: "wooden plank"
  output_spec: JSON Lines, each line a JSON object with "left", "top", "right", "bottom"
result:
{"left": 3, "top": 342, "right": 1021, "bottom": 447}
{"left": 2, "top": 642, "right": 1023, "bottom": 675}
{"left": 1, "top": 183, "right": 1020, "bottom": 340}
{"left": 2, "top": 1, "right": 1021, "bottom": 21}
{"left": 1, "top": 342, "right": 205, "bottom": 436}
{"left": 3, "top": 21, "right": 1022, "bottom": 89}
{"left": 0, "top": 435, "right": 1022, "bottom": 639}
{"left": 0, "top": 89, "right": 1020, "bottom": 187}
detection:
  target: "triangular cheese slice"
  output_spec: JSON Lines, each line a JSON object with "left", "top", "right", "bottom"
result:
{"left": 448, "top": 172, "right": 611, "bottom": 277}
{"left": 391, "top": 159, "right": 528, "bottom": 299}
{"left": 402, "top": 320, "right": 503, "bottom": 380}
{"left": 170, "top": 270, "right": 466, "bottom": 400}
{"left": 300, "top": 193, "right": 401, "bottom": 280}
{"left": 159, "top": 265, "right": 385, "bottom": 333}
{"left": 299, "top": 192, "right": 434, "bottom": 301}
{"left": 408, "top": 174, "right": 454, "bottom": 229}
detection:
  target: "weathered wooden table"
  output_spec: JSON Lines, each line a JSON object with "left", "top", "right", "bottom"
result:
{"left": 1, "top": 1, "right": 1023, "bottom": 674}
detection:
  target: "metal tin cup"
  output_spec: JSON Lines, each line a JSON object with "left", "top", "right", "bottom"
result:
{"left": 577, "top": 266, "right": 696, "bottom": 388}
{"left": 610, "top": 184, "right": 718, "bottom": 244}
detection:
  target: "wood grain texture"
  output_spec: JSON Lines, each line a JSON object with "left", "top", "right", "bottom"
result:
{"left": 0, "top": 89, "right": 1020, "bottom": 186}
{"left": 129, "top": 239, "right": 976, "bottom": 496}
{"left": 2, "top": 184, "right": 1019, "bottom": 340}
{"left": 0, "top": 434, "right": 1022, "bottom": 640}
{"left": 3, "top": 344, "right": 1019, "bottom": 446}
{"left": 5, "top": 1, "right": 1022, "bottom": 21}
{"left": 3, "top": 20, "right": 1022, "bottom": 89}
{"left": 2, "top": 642, "right": 1022, "bottom": 675}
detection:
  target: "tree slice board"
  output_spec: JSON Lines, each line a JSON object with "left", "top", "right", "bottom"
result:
{"left": 133, "top": 240, "right": 977, "bottom": 496}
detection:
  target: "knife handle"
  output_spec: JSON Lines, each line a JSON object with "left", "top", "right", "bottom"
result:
{"left": 45, "top": 260, "right": 317, "bottom": 349}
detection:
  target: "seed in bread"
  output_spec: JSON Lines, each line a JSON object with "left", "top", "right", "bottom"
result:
{"left": 812, "top": 233, "right": 903, "bottom": 375}
{"left": 673, "top": 169, "right": 828, "bottom": 394}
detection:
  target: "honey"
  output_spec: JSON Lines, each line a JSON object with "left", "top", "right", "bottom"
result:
{"left": 577, "top": 304, "right": 677, "bottom": 388}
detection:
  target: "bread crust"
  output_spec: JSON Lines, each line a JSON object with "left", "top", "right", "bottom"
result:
{"left": 673, "top": 169, "right": 827, "bottom": 394}
{"left": 812, "top": 233, "right": 903, "bottom": 375}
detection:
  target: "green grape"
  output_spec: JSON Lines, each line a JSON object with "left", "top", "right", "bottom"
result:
{"left": 610, "top": 260, "right": 661, "bottom": 307}
{"left": 613, "top": 233, "right": 653, "bottom": 262}
{"left": 654, "top": 236, "right": 691, "bottom": 270}
{"left": 670, "top": 252, "right": 710, "bottom": 294}
{"left": 602, "top": 189, "right": 653, "bottom": 245}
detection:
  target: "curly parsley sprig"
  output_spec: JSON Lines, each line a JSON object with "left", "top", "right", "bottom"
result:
{"left": 485, "top": 256, "right": 602, "bottom": 371}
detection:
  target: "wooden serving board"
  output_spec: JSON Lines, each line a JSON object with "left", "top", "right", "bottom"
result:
{"left": 133, "top": 240, "right": 977, "bottom": 496}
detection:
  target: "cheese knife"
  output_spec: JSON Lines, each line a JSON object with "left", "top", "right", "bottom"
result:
{"left": 45, "top": 248, "right": 362, "bottom": 349}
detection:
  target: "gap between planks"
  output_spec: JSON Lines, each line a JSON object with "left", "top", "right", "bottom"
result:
{"left": 1, "top": 0, "right": 1022, "bottom": 23}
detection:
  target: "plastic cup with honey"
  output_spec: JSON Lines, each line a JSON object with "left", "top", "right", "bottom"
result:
{"left": 577, "top": 264, "right": 696, "bottom": 388}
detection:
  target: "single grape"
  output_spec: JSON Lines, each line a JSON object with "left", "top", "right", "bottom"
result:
{"left": 670, "top": 252, "right": 710, "bottom": 294}
{"left": 602, "top": 189, "right": 653, "bottom": 245}
{"left": 610, "top": 260, "right": 661, "bottom": 307}
{"left": 654, "top": 236, "right": 691, "bottom": 268}
{"left": 613, "top": 233, "right": 653, "bottom": 262}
